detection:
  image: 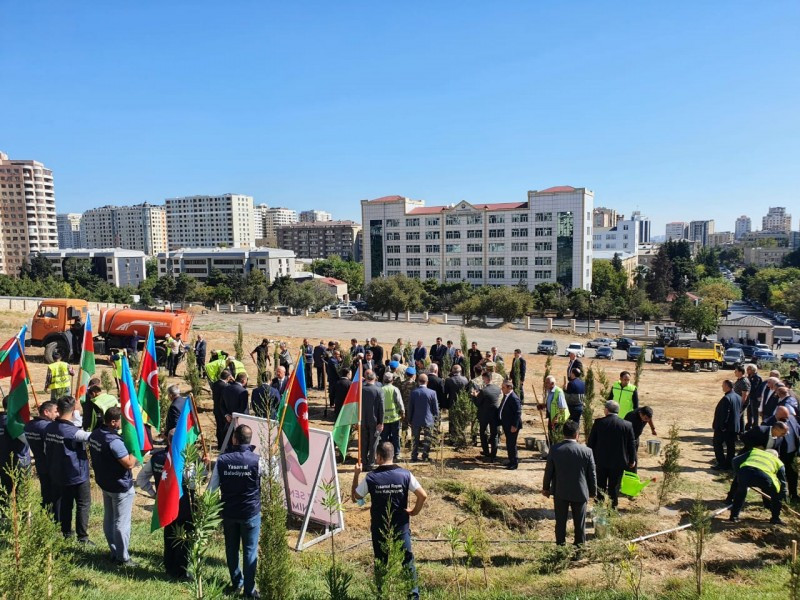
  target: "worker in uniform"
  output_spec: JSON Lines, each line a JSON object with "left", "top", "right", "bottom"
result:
{"left": 136, "top": 430, "right": 195, "bottom": 580}
{"left": 89, "top": 407, "right": 137, "bottom": 566}
{"left": 542, "top": 375, "right": 569, "bottom": 431}
{"left": 608, "top": 371, "right": 639, "bottom": 419}
{"left": 109, "top": 348, "right": 126, "bottom": 392}
{"left": 227, "top": 356, "right": 247, "bottom": 379}
{"left": 210, "top": 425, "right": 262, "bottom": 598}
{"left": 726, "top": 447, "right": 787, "bottom": 524}
{"left": 23, "top": 400, "right": 58, "bottom": 511}
{"left": 83, "top": 384, "right": 120, "bottom": 431}
{"left": 379, "top": 372, "right": 405, "bottom": 460}
{"left": 352, "top": 441, "right": 428, "bottom": 600}
{"left": 45, "top": 350, "right": 74, "bottom": 402}
{"left": 45, "top": 396, "right": 93, "bottom": 543}
{"left": 0, "top": 397, "right": 32, "bottom": 496}
{"left": 204, "top": 350, "right": 223, "bottom": 384}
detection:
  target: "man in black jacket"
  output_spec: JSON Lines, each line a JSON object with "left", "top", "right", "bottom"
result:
{"left": 471, "top": 373, "right": 501, "bottom": 463}
{"left": 566, "top": 351, "right": 583, "bottom": 380}
{"left": 332, "top": 368, "right": 352, "bottom": 418}
{"left": 740, "top": 421, "right": 788, "bottom": 451}
{"left": 542, "top": 420, "right": 596, "bottom": 546}
{"left": 251, "top": 371, "right": 280, "bottom": 419}
{"left": 498, "top": 380, "right": 522, "bottom": 470}
{"left": 746, "top": 363, "right": 763, "bottom": 428}
{"left": 764, "top": 406, "right": 800, "bottom": 501}
{"left": 426, "top": 364, "right": 446, "bottom": 413}
{"left": 222, "top": 373, "right": 249, "bottom": 446}
{"left": 624, "top": 406, "right": 656, "bottom": 472}
{"left": 430, "top": 337, "right": 447, "bottom": 369}
{"left": 212, "top": 370, "right": 233, "bottom": 450}
{"left": 313, "top": 340, "right": 327, "bottom": 391}
{"left": 712, "top": 379, "right": 743, "bottom": 470}
{"left": 361, "top": 370, "right": 385, "bottom": 469}
{"left": 443, "top": 366, "right": 468, "bottom": 436}
{"left": 587, "top": 400, "right": 636, "bottom": 508}
{"left": 511, "top": 349, "right": 527, "bottom": 404}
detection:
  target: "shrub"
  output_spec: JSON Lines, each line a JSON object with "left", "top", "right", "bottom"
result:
{"left": 234, "top": 323, "right": 244, "bottom": 361}
{"left": 449, "top": 390, "right": 477, "bottom": 450}
{"left": 657, "top": 423, "right": 682, "bottom": 509}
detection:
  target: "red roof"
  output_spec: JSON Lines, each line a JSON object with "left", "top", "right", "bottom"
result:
{"left": 368, "top": 195, "right": 405, "bottom": 203}
{"left": 538, "top": 186, "right": 576, "bottom": 193}
{"left": 408, "top": 202, "right": 527, "bottom": 215}
{"left": 321, "top": 277, "right": 346, "bottom": 286}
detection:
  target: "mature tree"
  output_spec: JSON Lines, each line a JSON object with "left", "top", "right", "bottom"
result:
{"left": 695, "top": 277, "right": 741, "bottom": 315}
{"left": 364, "top": 275, "right": 424, "bottom": 320}
{"left": 310, "top": 255, "right": 365, "bottom": 297}
{"left": 282, "top": 280, "right": 337, "bottom": 311}
{"left": 646, "top": 246, "right": 673, "bottom": 302}
{"left": 592, "top": 260, "right": 628, "bottom": 298}
{"left": 20, "top": 253, "right": 55, "bottom": 279}
{"left": 453, "top": 295, "right": 483, "bottom": 322}
{"left": 486, "top": 287, "right": 533, "bottom": 322}
{"left": 145, "top": 257, "right": 159, "bottom": 279}
{"left": 611, "top": 252, "right": 624, "bottom": 273}
{"left": 682, "top": 304, "right": 719, "bottom": 341}
{"left": 718, "top": 246, "right": 743, "bottom": 268}
{"left": 532, "top": 282, "right": 564, "bottom": 316}
{"left": 669, "top": 292, "right": 691, "bottom": 323}
{"left": 783, "top": 248, "right": 800, "bottom": 269}
{"left": 174, "top": 273, "right": 199, "bottom": 303}
{"left": 153, "top": 275, "right": 176, "bottom": 301}
{"left": 569, "top": 288, "right": 592, "bottom": 319}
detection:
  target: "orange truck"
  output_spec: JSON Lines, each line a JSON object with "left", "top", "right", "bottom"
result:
{"left": 29, "top": 298, "right": 193, "bottom": 365}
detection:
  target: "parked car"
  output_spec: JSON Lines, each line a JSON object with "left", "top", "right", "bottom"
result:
{"left": 781, "top": 352, "right": 800, "bottom": 365}
{"left": 616, "top": 337, "right": 636, "bottom": 351}
{"left": 754, "top": 349, "right": 777, "bottom": 365}
{"left": 650, "top": 347, "right": 667, "bottom": 364}
{"left": 740, "top": 345, "right": 757, "bottom": 359}
{"left": 594, "top": 346, "right": 614, "bottom": 360}
{"left": 722, "top": 348, "right": 745, "bottom": 369}
{"left": 587, "top": 337, "right": 617, "bottom": 349}
{"left": 351, "top": 300, "right": 368, "bottom": 310}
{"left": 564, "top": 342, "right": 585, "bottom": 358}
{"left": 755, "top": 343, "right": 770, "bottom": 352}
{"left": 626, "top": 346, "right": 644, "bottom": 361}
{"left": 537, "top": 339, "right": 559, "bottom": 355}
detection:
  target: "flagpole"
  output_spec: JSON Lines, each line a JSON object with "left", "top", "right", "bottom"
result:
{"left": 274, "top": 350, "right": 302, "bottom": 451}
{"left": 136, "top": 326, "right": 150, "bottom": 388}
{"left": 15, "top": 338, "right": 40, "bottom": 410}
{"left": 356, "top": 362, "right": 363, "bottom": 465}
{"left": 188, "top": 393, "right": 209, "bottom": 460}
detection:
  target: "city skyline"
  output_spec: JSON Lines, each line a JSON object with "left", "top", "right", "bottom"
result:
{"left": 3, "top": 2, "right": 799, "bottom": 235}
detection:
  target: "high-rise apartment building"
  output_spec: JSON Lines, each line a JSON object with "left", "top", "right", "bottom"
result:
{"left": 262, "top": 207, "right": 298, "bottom": 246}
{"left": 165, "top": 194, "right": 255, "bottom": 250}
{"left": 708, "top": 231, "right": 735, "bottom": 247}
{"left": 593, "top": 219, "right": 639, "bottom": 254}
{"left": 630, "top": 211, "right": 651, "bottom": 243}
{"left": 276, "top": 220, "right": 361, "bottom": 260}
{"left": 253, "top": 204, "right": 270, "bottom": 240}
{"left": 0, "top": 151, "right": 58, "bottom": 275}
{"left": 593, "top": 207, "right": 617, "bottom": 228}
{"left": 361, "top": 186, "right": 593, "bottom": 292}
{"left": 665, "top": 222, "right": 688, "bottom": 241}
{"left": 688, "top": 220, "right": 715, "bottom": 246}
{"left": 735, "top": 215, "right": 751, "bottom": 240}
{"left": 81, "top": 203, "right": 167, "bottom": 255}
{"left": 299, "top": 210, "right": 332, "bottom": 223}
{"left": 762, "top": 207, "right": 792, "bottom": 233}
{"left": 57, "top": 213, "right": 83, "bottom": 249}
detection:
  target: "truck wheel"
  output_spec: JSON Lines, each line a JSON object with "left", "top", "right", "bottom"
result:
{"left": 710, "top": 363, "right": 719, "bottom": 372}
{"left": 692, "top": 363, "right": 701, "bottom": 373}
{"left": 44, "top": 340, "right": 70, "bottom": 364}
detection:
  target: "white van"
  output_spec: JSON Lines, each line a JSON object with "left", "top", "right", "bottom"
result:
{"left": 773, "top": 326, "right": 800, "bottom": 343}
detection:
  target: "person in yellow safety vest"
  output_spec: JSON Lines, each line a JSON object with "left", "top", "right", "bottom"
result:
{"left": 227, "top": 356, "right": 247, "bottom": 378}
{"left": 206, "top": 351, "right": 229, "bottom": 384}
{"left": 541, "top": 375, "right": 568, "bottom": 430}
{"left": 379, "top": 372, "right": 405, "bottom": 460}
{"left": 109, "top": 348, "right": 127, "bottom": 391}
{"left": 45, "top": 351, "right": 74, "bottom": 401}
{"left": 609, "top": 371, "right": 639, "bottom": 419}
{"left": 83, "top": 384, "right": 121, "bottom": 431}
{"left": 726, "top": 447, "right": 787, "bottom": 524}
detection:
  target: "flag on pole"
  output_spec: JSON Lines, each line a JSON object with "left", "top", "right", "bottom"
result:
{"left": 119, "top": 355, "right": 152, "bottom": 461}
{"left": 137, "top": 326, "right": 160, "bottom": 428}
{"left": 332, "top": 366, "right": 361, "bottom": 460}
{"left": 277, "top": 354, "right": 310, "bottom": 464}
{"left": 0, "top": 328, "right": 30, "bottom": 439}
{"left": 151, "top": 396, "right": 196, "bottom": 530}
{"left": 76, "top": 314, "right": 95, "bottom": 404}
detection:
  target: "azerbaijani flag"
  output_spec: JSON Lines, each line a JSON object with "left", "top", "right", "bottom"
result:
{"left": 332, "top": 365, "right": 361, "bottom": 460}
{"left": 137, "top": 326, "right": 160, "bottom": 429}
{"left": 151, "top": 396, "right": 196, "bottom": 531}
{"left": 0, "top": 328, "right": 30, "bottom": 439}
{"left": 278, "top": 354, "right": 310, "bottom": 465}
{"left": 76, "top": 314, "right": 95, "bottom": 404}
{"left": 119, "top": 355, "right": 152, "bottom": 462}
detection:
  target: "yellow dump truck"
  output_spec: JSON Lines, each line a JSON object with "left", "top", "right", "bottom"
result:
{"left": 665, "top": 341, "right": 724, "bottom": 372}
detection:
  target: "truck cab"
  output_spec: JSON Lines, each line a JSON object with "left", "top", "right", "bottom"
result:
{"left": 30, "top": 299, "right": 89, "bottom": 363}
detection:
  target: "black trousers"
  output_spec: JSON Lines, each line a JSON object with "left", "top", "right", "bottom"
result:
{"left": 196, "top": 356, "right": 206, "bottom": 378}
{"left": 315, "top": 365, "right": 325, "bottom": 390}
{"left": 39, "top": 472, "right": 56, "bottom": 513}
{"left": 729, "top": 467, "right": 782, "bottom": 520}
{"left": 478, "top": 416, "right": 498, "bottom": 458}
{"left": 53, "top": 480, "right": 91, "bottom": 540}
{"left": 785, "top": 451, "right": 798, "bottom": 500}
{"left": 713, "top": 430, "right": 737, "bottom": 468}
{"left": 503, "top": 425, "right": 518, "bottom": 466}
{"left": 304, "top": 362, "right": 313, "bottom": 388}
{"left": 596, "top": 466, "right": 624, "bottom": 508}
{"left": 165, "top": 518, "right": 192, "bottom": 578}
{"left": 553, "top": 498, "right": 587, "bottom": 546}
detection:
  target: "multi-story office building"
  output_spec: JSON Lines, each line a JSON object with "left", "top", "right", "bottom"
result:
{"left": 81, "top": 203, "right": 167, "bottom": 255}
{"left": 41, "top": 248, "right": 146, "bottom": 287}
{"left": 276, "top": 220, "right": 361, "bottom": 260}
{"left": 299, "top": 210, "right": 332, "bottom": 223}
{"left": 57, "top": 213, "right": 83, "bottom": 249}
{"left": 165, "top": 194, "right": 254, "bottom": 250}
{"left": 743, "top": 246, "right": 793, "bottom": 268}
{"left": 253, "top": 204, "right": 270, "bottom": 240}
{"left": 261, "top": 207, "right": 298, "bottom": 247}
{"left": 688, "top": 220, "right": 715, "bottom": 246}
{"left": 735, "top": 215, "right": 751, "bottom": 240}
{"left": 361, "top": 186, "right": 593, "bottom": 291}
{"left": 630, "top": 211, "right": 651, "bottom": 244}
{"left": 0, "top": 151, "right": 58, "bottom": 275}
{"left": 593, "top": 219, "right": 639, "bottom": 255}
{"left": 157, "top": 247, "right": 296, "bottom": 283}
{"left": 593, "top": 207, "right": 617, "bottom": 228}
{"left": 708, "top": 231, "right": 735, "bottom": 247}
{"left": 762, "top": 207, "right": 792, "bottom": 233}
{"left": 665, "top": 222, "right": 688, "bottom": 241}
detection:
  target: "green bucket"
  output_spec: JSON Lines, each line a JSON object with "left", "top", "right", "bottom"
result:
{"left": 619, "top": 471, "right": 650, "bottom": 498}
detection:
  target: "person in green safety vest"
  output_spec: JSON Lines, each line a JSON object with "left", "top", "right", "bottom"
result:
{"left": 227, "top": 356, "right": 247, "bottom": 378}
{"left": 541, "top": 375, "right": 568, "bottom": 431}
{"left": 379, "top": 372, "right": 405, "bottom": 460}
{"left": 608, "top": 371, "right": 639, "bottom": 419}
{"left": 726, "top": 447, "right": 787, "bottom": 524}
{"left": 45, "top": 351, "right": 74, "bottom": 401}
{"left": 109, "top": 348, "right": 127, "bottom": 392}
{"left": 205, "top": 351, "right": 229, "bottom": 384}
{"left": 83, "top": 384, "right": 121, "bottom": 431}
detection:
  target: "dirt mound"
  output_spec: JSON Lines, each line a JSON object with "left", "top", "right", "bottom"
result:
{"left": 350, "top": 313, "right": 376, "bottom": 321}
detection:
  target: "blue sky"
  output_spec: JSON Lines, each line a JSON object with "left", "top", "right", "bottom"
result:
{"left": 3, "top": 1, "right": 799, "bottom": 234}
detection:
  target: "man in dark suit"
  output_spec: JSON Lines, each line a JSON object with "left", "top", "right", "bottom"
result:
{"left": 221, "top": 373, "right": 249, "bottom": 448}
{"left": 471, "top": 373, "right": 501, "bottom": 463}
{"left": 363, "top": 350, "right": 377, "bottom": 374}
{"left": 444, "top": 366, "right": 468, "bottom": 412}
{"left": 761, "top": 377, "right": 782, "bottom": 421}
{"left": 430, "top": 337, "right": 447, "bottom": 369}
{"left": 271, "top": 366, "right": 289, "bottom": 397}
{"left": 413, "top": 340, "right": 427, "bottom": 364}
{"left": 712, "top": 379, "right": 743, "bottom": 469}
{"left": 251, "top": 371, "right": 281, "bottom": 419}
{"left": 332, "top": 368, "right": 352, "bottom": 419}
{"left": 587, "top": 400, "right": 636, "bottom": 508}
{"left": 325, "top": 347, "right": 341, "bottom": 411}
{"left": 746, "top": 363, "right": 763, "bottom": 428}
{"left": 498, "top": 379, "right": 522, "bottom": 470}
{"left": 165, "top": 384, "right": 189, "bottom": 435}
{"left": 511, "top": 349, "right": 527, "bottom": 404}
{"left": 313, "top": 340, "right": 327, "bottom": 391}
{"left": 566, "top": 351, "right": 584, "bottom": 380}
{"left": 212, "top": 370, "right": 233, "bottom": 449}
{"left": 764, "top": 406, "right": 800, "bottom": 501}
{"left": 349, "top": 338, "right": 365, "bottom": 358}
{"left": 360, "top": 370, "right": 385, "bottom": 468}
{"left": 194, "top": 335, "right": 207, "bottom": 378}
{"left": 467, "top": 342, "right": 483, "bottom": 378}
{"left": 542, "top": 420, "right": 597, "bottom": 546}
{"left": 426, "top": 364, "right": 445, "bottom": 412}
{"left": 739, "top": 421, "right": 788, "bottom": 452}
{"left": 367, "top": 338, "right": 384, "bottom": 369}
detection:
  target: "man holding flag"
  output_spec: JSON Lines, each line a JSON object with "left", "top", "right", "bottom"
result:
{"left": 137, "top": 326, "right": 161, "bottom": 433}
{"left": 118, "top": 355, "right": 152, "bottom": 462}
{"left": 277, "top": 354, "right": 310, "bottom": 466}
{"left": 332, "top": 365, "right": 362, "bottom": 461}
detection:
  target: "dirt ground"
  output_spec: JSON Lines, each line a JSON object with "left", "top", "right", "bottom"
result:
{"left": 2, "top": 308, "right": 794, "bottom": 592}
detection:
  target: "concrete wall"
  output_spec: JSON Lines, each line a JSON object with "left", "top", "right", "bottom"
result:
{"left": 0, "top": 296, "right": 126, "bottom": 314}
